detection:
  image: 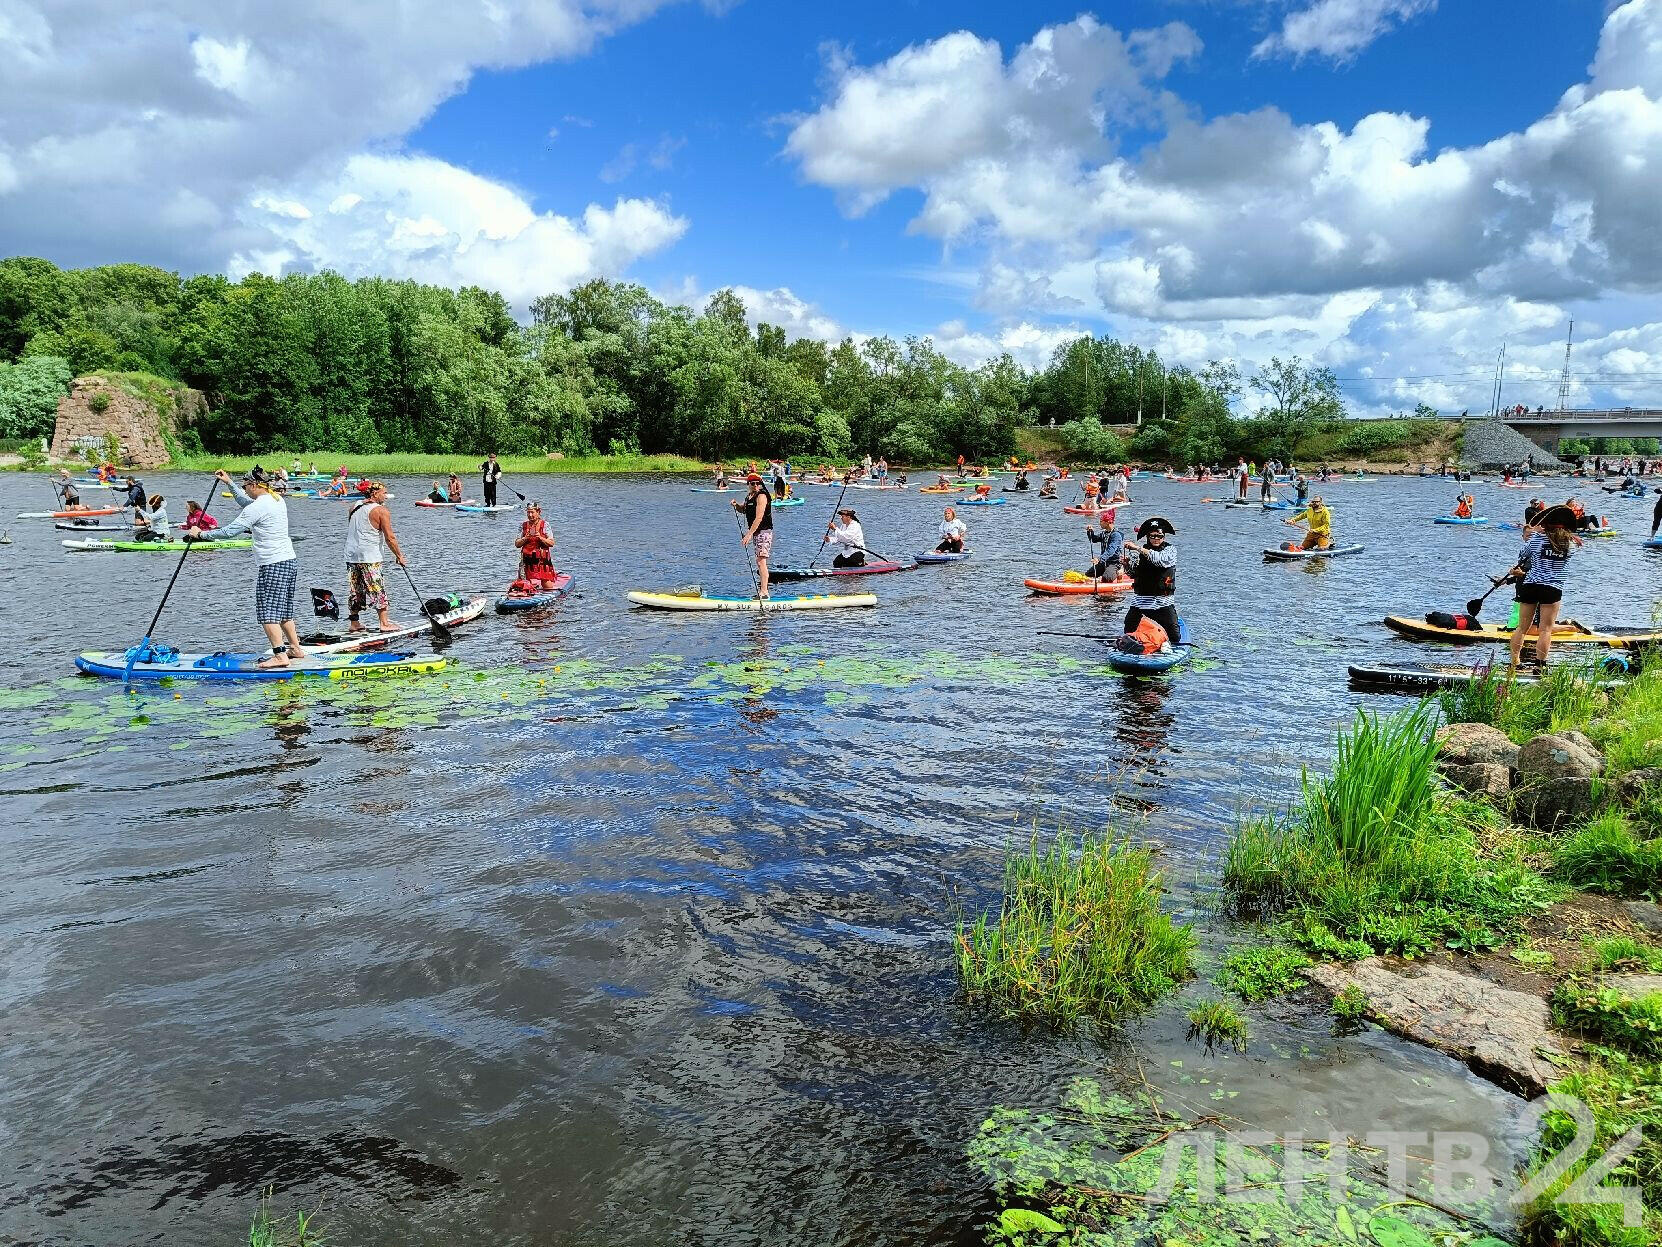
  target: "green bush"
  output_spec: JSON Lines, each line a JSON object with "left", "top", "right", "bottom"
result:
{"left": 1057, "top": 417, "right": 1127, "bottom": 463}
{"left": 1554, "top": 981, "right": 1662, "bottom": 1058}
{"left": 957, "top": 829, "right": 1196, "bottom": 1027}
{"left": 0, "top": 354, "right": 72, "bottom": 439}
{"left": 1331, "top": 984, "right": 1368, "bottom": 1030}
{"left": 87, "top": 390, "right": 110, "bottom": 413}
{"left": 1217, "top": 944, "right": 1311, "bottom": 1000}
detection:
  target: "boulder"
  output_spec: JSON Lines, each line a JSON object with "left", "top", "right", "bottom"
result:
{"left": 1513, "top": 776, "right": 1601, "bottom": 833}
{"left": 1307, "top": 960, "right": 1568, "bottom": 1097}
{"left": 1516, "top": 732, "right": 1603, "bottom": 783}
{"left": 1604, "top": 973, "right": 1662, "bottom": 999}
{"left": 1614, "top": 767, "right": 1662, "bottom": 807}
{"left": 1625, "top": 901, "right": 1662, "bottom": 935}
{"left": 1434, "top": 722, "right": 1520, "bottom": 769}
{"left": 1443, "top": 762, "right": 1512, "bottom": 801}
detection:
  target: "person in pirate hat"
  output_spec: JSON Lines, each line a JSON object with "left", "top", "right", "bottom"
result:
{"left": 1121, "top": 516, "right": 1179, "bottom": 644}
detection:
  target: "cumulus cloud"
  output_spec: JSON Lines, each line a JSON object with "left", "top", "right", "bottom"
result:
{"left": 1253, "top": 0, "right": 1437, "bottom": 63}
{"left": 0, "top": 0, "right": 694, "bottom": 294}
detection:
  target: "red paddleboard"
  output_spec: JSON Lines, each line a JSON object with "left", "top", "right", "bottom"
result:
{"left": 1023, "top": 576, "right": 1134, "bottom": 596}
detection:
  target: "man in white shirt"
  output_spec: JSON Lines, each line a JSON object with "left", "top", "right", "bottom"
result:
{"left": 188, "top": 470, "right": 307, "bottom": 668}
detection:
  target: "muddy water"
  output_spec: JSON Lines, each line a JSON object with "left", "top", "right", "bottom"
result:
{"left": 2, "top": 471, "right": 1651, "bottom": 1244}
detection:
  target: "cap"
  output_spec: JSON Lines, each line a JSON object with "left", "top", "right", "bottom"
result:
{"left": 1137, "top": 516, "right": 1176, "bottom": 537}
{"left": 745, "top": 473, "right": 763, "bottom": 483}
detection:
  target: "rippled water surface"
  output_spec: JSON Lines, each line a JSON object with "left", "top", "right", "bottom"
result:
{"left": 3, "top": 471, "right": 1657, "bottom": 1245}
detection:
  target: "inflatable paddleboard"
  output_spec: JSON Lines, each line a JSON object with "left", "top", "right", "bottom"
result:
{"left": 54, "top": 521, "right": 132, "bottom": 532}
{"left": 955, "top": 496, "right": 1005, "bottom": 506}
{"left": 1261, "top": 500, "right": 1292, "bottom": 511}
{"left": 1382, "top": 615, "right": 1662, "bottom": 647}
{"left": 1263, "top": 543, "right": 1364, "bottom": 561}
{"left": 626, "top": 590, "right": 877, "bottom": 612}
{"left": 64, "top": 537, "right": 253, "bottom": 552}
{"left": 1349, "top": 656, "right": 1631, "bottom": 693}
{"left": 771, "top": 561, "right": 912, "bottom": 580}
{"left": 689, "top": 487, "right": 735, "bottom": 493}
{"left": 75, "top": 649, "right": 446, "bottom": 681}
{"left": 772, "top": 497, "right": 805, "bottom": 507}
{"left": 458, "top": 504, "right": 516, "bottom": 513}
{"left": 919, "top": 485, "right": 965, "bottom": 494}
{"left": 1644, "top": 536, "right": 1662, "bottom": 550}
{"left": 915, "top": 550, "right": 971, "bottom": 563}
{"left": 1023, "top": 576, "right": 1133, "bottom": 596}
{"left": 304, "top": 596, "right": 489, "bottom": 653}
{"left": 19, "top": 507, "right": 124, "bottom": 519}
{"left": 415, "top": 498, "right": 479, "bottom": 508}
{"left": 496, "top": 573, "right": 575, "bottom": 612}
{"left": 1105, "top": 620, "right": 1192, "bottom": 676}
{"left": 1433, "top": 515, "right": 1488, "bottom": 525}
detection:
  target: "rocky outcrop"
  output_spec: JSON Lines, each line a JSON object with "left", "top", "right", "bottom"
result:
{"left": 1307, "top": 959, "right": 1569, "bottom": 1096}
{"left": 49, "top": 375, "right": 204, "bottom": 468}
{"left": 1626, "top": 902, "right": 1662, "bottom": 935}
{"left": 1513, "top": 731, "right": 1605, "bottom": 832}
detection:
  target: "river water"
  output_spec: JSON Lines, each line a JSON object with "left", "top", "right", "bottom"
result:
{"left": 2, "top": 470, "right": 1656, "bottom": 1245}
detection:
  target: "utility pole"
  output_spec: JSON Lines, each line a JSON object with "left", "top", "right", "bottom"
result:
{"left": 1136, "top": 369, "right": 1143, "bottom": 427}
{"left": 1556, "top": 319, "right": 1574, "bottom": 411}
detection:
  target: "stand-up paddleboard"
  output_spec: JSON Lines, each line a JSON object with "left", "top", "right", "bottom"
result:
{"left": 847, "top": 482, "right": 907, "bottom": 490}
{"left": 915, "top": 550, "right": 971, "bottom": 563}
{"left": 414, "top": 498, "right": 479, "bottom": 508}
{"left": 54, "top": 521, "right": 132, "bottom": 532}
{"left": 303, "top": 596, "right": 490, "bottom": 653}
{"left": 689, "top": 487, "right": 735, "bottom": 493}
{"left": 75, "top": 648, "right": 446, "bottom": 681}
{"left": 496, "top": 573, "right": 575, "bottom": 612}
{"left": 1349, "top": 655, "right": 1631, "bottom": 693}
{"left": 1433, "top": 515, "right": 1488, "bottom": 525}
{"left": 1382, "top": 615, "right": 1662, "bottom": 647}
{"left": 1644, "top": 536, "right": 1662, "bottom": 550}
{"left": 772, "top": 497, "right": 805, "bottom": 507}
{"left": 626, "top": 589, "right": 877, "bottom": 612}
{"left": 919, "top": 485, "right": 965, "bottom": 494}
{"left": 1105, "top": 620, "right": 1192, "bottom": 676}
{"left": 64, "top": 537, "right": 253, "bottom": 552}
{"left": 771, "top": 561, "right": 912, "bottom": 580}
{"left": 1261, "top": 500, "right": 1292, "bottom": 511}
{"left": 1023, "top": 576, "right": 1133, "bottom": 596}
{"left": 955, "top": 496, "right": 1006, "bottom": 507}
{"left": 1497, "top": 481, "right": 1542, "bottom": 489}
{"left": 19, "top": 506, "right": 124, "bottom": 519}
{"left": 457, "top": 503, "right": 516, "bottom": 513}
{"left": 1263, "top": 543, "right": 1365, "bottom": 561}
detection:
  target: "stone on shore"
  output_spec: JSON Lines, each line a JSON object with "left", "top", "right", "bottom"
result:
{"left": 1434, "top": 722, "right": 1519, "bottom": 769}
{"left": 1516, "top": 732, "right": 1603, "bottom": 782}
{"left": 1604, "top": 973, "right": 1662, "bottom": 999}
{"left": 1306, "top": 959, "right": 1568, "bottom": 1096}
{"left": 1514, "top": 731, "right": 1605, "bottom": 832}
{"left": 1615, "top": 767, "right": 1662, "bottom": 806}
{"left": 1626, "top": 901, "right": 1662, "bottom": 935}
{"left": 1444, "top": 762, "right": 1512, "bottom": 800}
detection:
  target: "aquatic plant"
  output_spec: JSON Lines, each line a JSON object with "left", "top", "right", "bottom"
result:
{"left": 956, "top": 830, "right": 1195, "bottom": 1028}
{"left": 1552, "top": 811, "right": 1662, "bottom": 899}
{"left": 247, "top": 1187, "right": 322, "bottom": 1247}
{"left": 1330, "top": 984, "right": 1368, "bottom": 1031}
{"left": 1185, "top": 999, "right": 1248, "bottom": 1053}
{"left": 1216, "top": 944, "right": 1310, "bottom": 1001}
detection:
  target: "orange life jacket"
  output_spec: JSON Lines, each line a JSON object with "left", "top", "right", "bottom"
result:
{"left": 1127, "top": 617, "right": 1169, "bottom": 654}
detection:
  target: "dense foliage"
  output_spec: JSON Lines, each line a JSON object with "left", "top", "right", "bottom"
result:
{"left": 0, "top": 352, "right": 71, "bottom": 440}
{"left": 0, "top": 256, "right": 1355, "bottom": 462}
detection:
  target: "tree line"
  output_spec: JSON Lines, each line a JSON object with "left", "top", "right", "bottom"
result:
{"left": 0, "top": 256, "right": 1357, "bottom": 463}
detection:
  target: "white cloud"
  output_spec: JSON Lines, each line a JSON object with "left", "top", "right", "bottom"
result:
{"left": 1253, "top": 0, "right": 1437, "bottom": 63}
{"left": 599, "top": 134, "right": 686, "bottom": 183}
{"left": 0, "top": 0, "right": 694, "bottom": 292}
{"left": 232, "top": 154, "right": 687, "bottom": 308}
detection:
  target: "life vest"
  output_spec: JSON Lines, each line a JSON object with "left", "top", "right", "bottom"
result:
{"left": 1118, "top": 618, "right": 1169, "bottom": 654}
{"left": 1131, "top": 554, "right": 1176, "bottom": 598}
{"left": 1425, "top": 611, "right": 1479, "bottom": 630}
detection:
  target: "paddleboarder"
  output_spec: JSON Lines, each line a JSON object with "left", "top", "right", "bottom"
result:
{"left": 345, "top": 482, "right": 407, "bottom": 634}
{"left": 1085, "top": 512, "right": 1124, "bottom": 579}
{"left": 133, "top": 493, "right": 169, "bottom": 542}
{"left": 187, "top": 470, "right": 306, "bottom": 669}
{"left": 935, "top": 506, "right": 967, "bottom": 554}
{"left": 1121, "top": 517, "right": 1179, "bottom": 642}
{"left": 733, "top": 473, "right": 773, "bottom": 598}
{"left": 825, "top": 508, "right": 866, "bottom": 568}
{"left": 1508, "top": 504, "right": 1577, "bottom": 669}
{"left": 514, "top": 501, "right": 558, "bottom": 589}
{"left": 446, "top": 474, "right": 464, "bottom": 504}
{"left": 480, "top": 453, "right": 503, "bottom": 508}
{"left": 1285, "top": 496, "right": 1333, "bottom": 550}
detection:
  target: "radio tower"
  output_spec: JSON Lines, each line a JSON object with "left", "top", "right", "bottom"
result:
{"left": 1556, "top": 319, "right": 1574, "bottom": 411}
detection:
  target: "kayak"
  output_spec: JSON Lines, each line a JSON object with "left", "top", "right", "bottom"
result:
{"left": 1348, "top": 657, "right": 1631, "bottom": 693}
{"left": 1434, "top": 515, "right": 1489, "bottom": 525}
{"left": 496, "top": 573, "right": 576, "bottom": 612}
{"left": 414, "top": 498, "right": 479, "bottom": 508}
{"left": 1024, "top": 576, "right": 1133, "bottom": 596}
{"left": 64, "top": 537, "right": 253, "bottom": 552}
{"left": 915, "top": 550, "right": 971, "bottom": 563}
{"left": 1105, "top": 620, "right": 1192, "bottom": 676}
{"left": 75, "top": 649, "right": 447, "bottom": 682}
{"left": 956, "top": 497, "right": 1006, "bottom": 506}
{"left": 1263, "top": 543, "right": 1365, "bottom": 561}
{"left": 458, "top": 504, "right": 516, "bottom": 513}
{"left": 19, "top": 507, "right": 124, "bottom": 519}
{"left": 1383, "top": 615, "right": 1662, "bottom": 648}
{"left": 304, "top": 596, "right": 490, "bottom": 654}
{"left": 771, "top": 561, "right": 912, "bottom": 580}
{"left": 627, "top": 589, "right": 878, "bottom": 612}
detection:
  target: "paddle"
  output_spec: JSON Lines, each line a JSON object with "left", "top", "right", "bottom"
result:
{"left": 398, "top": 563, "right": 454, "bottom": 639}
{"left": 809, "top": 479, "right": 850, "bottom": 568}
{"left": 121, "top": 473, "right": 218, "bottom": 688}
{"left": 734, "top": 507, "right": 764, "bottom": 600}
{"left": 1466, "top": 571, "right": 1516, "bottom": 619}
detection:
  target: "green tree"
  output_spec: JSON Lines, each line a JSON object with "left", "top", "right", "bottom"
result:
{"left": 0, "top": 353, "right": 72, "bottom": 439}
{"left": 1249, "top": 356, "right": 1344, "bottom": 459}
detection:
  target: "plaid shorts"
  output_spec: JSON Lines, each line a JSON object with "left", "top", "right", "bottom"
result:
{"left": 752, "top": 529, "right": 774, "bottom": 559}
{"left": 347, "top": 561, "right": 387, "bottom": 615}
{"left": 255, "top": 558, "right": 298, "bottom": 624}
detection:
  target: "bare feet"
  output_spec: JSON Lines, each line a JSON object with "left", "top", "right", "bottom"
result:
{"left": 255, "top": 654, "right": 290, "bottom": 669}
{"left": 378, "top": 621, "right": 407, "bottom": 632}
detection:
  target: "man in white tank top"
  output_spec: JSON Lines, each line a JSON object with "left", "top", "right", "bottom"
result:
{"left": 345, "top": 482, "right": 407, "bottom": 632}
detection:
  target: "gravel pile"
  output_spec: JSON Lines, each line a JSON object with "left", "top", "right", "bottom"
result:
{"left": 1459, "top": 420, "right": 1568, "bottom": 470}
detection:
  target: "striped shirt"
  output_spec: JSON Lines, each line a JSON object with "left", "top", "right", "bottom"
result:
{"left": 1519, "top": 532, "right": 1571, "bottom": 590}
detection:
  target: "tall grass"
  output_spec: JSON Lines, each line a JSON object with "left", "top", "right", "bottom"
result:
{"left": 957, "top": 829, "right": 1196, "bottom": 1028}
{"left": 1553, "top": 810, "right": 1662, "bottom": 899}
{"left": 1224, "top": 704, "right": 1555, "bottom": 953}
{"left": 247, "top": 1188, "right": 322, "bottom": 1247}
{"left": 1589, "top": 665, "right": 1662, "bottom": 774}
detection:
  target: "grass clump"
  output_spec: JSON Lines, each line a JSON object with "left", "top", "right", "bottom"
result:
{"left": 1554, "top": 982, "right": 1662, "bottom": 1059}
{"left": 1436, "top": 662, "right": 1506, "bottom": 727}
{"left": 1553, "top": 810, "right": 1662, "bottom": 899}
{"left": 248, "top": 1187, "right": 322, "bottom": 1246}
{"left": 1331, "top": 984, "right": 1368, "bottom": 1029}
{"left": 1217, "top": 944, "right": 1311, "bottom": 1001}
{"left": 1588, "top": 663, "right": 1662, "bottom": 775}
{"left": 1588, "top": 936, "right": 1662, "bottom": 973}
{"left": 1224, "top": 704, "right": 1554, "bottom": 955}
{"left": 1185, "top": 999, "right": 1248, "bottom": 1053}
{"left": 957, "top": 829, "right": 1195, "bottom": 1028}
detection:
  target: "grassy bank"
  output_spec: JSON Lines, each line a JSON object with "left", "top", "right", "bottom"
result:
{"left": 161, "top": 451, "right": 709, "bottom": 476}
{"left": 1220, "top": 667, "right": 1662, "bottom": 1247}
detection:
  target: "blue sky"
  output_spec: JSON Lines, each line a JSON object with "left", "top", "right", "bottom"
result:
{"left": 2, "top": 0, "right": 1656, "bottom": 416}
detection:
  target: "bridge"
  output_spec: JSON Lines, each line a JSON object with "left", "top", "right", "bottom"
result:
{"left": 1484, "top": 408, "right": 1662, "bottom": 451}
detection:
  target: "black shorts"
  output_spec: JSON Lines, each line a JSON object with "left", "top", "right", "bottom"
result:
{"left": 1516, "top": 582, "right": 1562, "bottom": 605}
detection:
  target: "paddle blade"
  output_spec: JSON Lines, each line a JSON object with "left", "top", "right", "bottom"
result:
{"left": 1465, "top": 599, "right": 1484, "bottom": 618}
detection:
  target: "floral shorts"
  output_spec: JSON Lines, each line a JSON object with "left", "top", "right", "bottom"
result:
{"left": 751, "top": 529, "right": 774, "bottom": 559}
{"left": 348, "top": 561, "right": 387, "bottom": 615}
